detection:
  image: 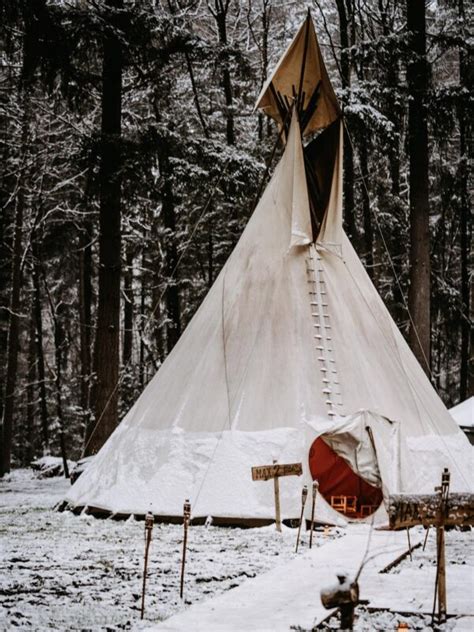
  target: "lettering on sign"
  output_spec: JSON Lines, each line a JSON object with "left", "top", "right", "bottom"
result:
{"left": 251, "top": 462, "right": 302, "bottom": 482}
{"left": 388, "top": 492, "right": 474, "bottom": 530}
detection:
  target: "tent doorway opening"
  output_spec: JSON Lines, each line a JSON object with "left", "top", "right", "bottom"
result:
{"left": 309, "top": 437, "right": 383, "bottom": 519}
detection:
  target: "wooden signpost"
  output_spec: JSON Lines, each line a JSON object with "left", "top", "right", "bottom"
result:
{"left": 388, "top": 468, "right": 474, "bottom": 625}
{"left": 251, "top": 460, "right": 303, "bottom": 531}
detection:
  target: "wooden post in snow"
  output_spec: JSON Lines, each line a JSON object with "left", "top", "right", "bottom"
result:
{"left": 388, "top": 468, "right": 474, "bottom": 626}
{"left": 273, "top": 459, "right": 282, "bottom": 532}
{"left": 309, "top": 480, "right": 319, "bottom": 549}
{"left": 251, "top": 461, "right": 303, "bottom": 532}
{"left": 180, "top": 499, "right": 191, "bottom": 600}
{"left": 432, "top": 467, "right": 450, "bottom": 624}
{"left": 140, "top": 511, "right": 154, "bottom": 620}
{"left": 295, "top": 485, "right": 308, "bottom": 552}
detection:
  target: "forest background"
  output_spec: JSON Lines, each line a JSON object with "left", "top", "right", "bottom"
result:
{"left": 0, "top": 0, "right": 471, "bottom": 474}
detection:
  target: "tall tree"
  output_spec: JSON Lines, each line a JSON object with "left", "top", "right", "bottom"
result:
{"left": 458, "top": 0, "right": 472, "bottom": 400}
{"left": 406, "top": 0, "right": 431, "bottom": 375}
{"left": 210, "top": 0, "right": 235, "bottom": 145}
{"left": 86, "top": 0, "right": 124, "bottom": 455}
{"left": 334, "top": 0, "right": 356, "bottom": 243}
{"left": 0, "top": 92, "right": 29, "bottom": 475}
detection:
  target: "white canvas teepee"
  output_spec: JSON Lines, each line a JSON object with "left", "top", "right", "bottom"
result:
{"left": 65, "top": 16, "right": 473, "bottom": 526}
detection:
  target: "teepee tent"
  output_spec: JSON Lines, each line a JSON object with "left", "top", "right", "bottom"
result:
{"left": 65, "top": 15, "right": 473, "bottom": 526}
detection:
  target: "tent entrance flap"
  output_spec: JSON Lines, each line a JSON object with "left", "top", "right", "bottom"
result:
{"left": 308, "top": 437, "right": 382, "bottom": 518}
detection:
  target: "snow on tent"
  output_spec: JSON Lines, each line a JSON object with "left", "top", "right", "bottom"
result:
{"left": 64, "top": 15, "right": 473, "bottom": 526}
{"left": 450, "top": 397, "right": 474, "bottom": 445}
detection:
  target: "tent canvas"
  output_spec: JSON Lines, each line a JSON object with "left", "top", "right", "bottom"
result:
{"left": 450, "top": 397, "right": 473, "bottom": 429}
{"left": 65, "top": 16, "right": 473, "bottom": 526}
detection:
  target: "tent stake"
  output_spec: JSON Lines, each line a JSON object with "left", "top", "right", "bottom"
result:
{"left": 422, "top": 525, "right": 430, "bottom": 551}
{"left": 432, "top": 468, "right": 450, "bottom": 625}
{"left": 309, "top": 481, "right": 319, "bottom": 549}
{"left": 295, "top": 485, "right": 308, "bottom": 552}
{"left": 180, "top": 499, "right": 191, "bottom": 600}
{"left": 406, "top": 527, "right": 412, "bottom": 561}
{"left": 140, "top": 511, "right": 154, "bottom": 620}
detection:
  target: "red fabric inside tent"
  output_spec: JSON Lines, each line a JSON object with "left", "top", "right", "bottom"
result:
{"left": 308, "top": 437, "right": 382, "bottom": 515}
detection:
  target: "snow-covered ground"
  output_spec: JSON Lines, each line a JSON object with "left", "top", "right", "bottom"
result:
{"left": 1, "top": 469, "right": 473, "bottom": 631}
{"left": 0, "top": 470, "right": 342, "bottom": 630}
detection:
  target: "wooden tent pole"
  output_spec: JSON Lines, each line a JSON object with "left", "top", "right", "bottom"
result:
{"left": 296, "top": 11, "right": 311, "bottom": 113}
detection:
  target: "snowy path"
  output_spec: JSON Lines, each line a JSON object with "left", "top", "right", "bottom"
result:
{"left": 154, "top": 526, "right": 474, "bottom": 632}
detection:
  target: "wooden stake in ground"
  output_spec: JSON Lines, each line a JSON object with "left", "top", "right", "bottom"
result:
{"left": 432, "top": 467, "right": 450, "bottom": 625}
{"left": 180, "top": 499, "right": 191, "bottom": 600}
{"left": 295, "top": 485, "right": 308, "bottom": 552}
{"left": 140, "top": 511, "right": 154, "bottom": 620}
{"left": 388, "top": 468, "right": 474, "bottom": 626}
{"left": 273, "top": 459, "right": 282, "bottom": 532}
{"left": 309, "top": 480, "right": 319, "bottom": 549}
{"left": 251, "top": 461, "right": 302, "bottom": 532}
{"left": 406, "top": 527, "right": 412, "bottom": 561}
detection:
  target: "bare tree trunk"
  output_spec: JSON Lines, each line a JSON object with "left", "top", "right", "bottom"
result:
{"left": 31, "top": 244, "right": 49, "bottom": 449}
{"left": 79, "top": 220, "right": 92, "bottom": 435}
{"left": 25, "top": 314, "right": 36, "bottom": 465}
{"left": 458, "top": 0, "right": 472, "bottom": 400}
{"left": 359, "top": 133, "right": 374, "bottom": 279}
{"left": 211, "top": 0, "right": 235, "bottom": 145}
{"left": 122, "top": 244, "right": 134, "bottom": 365}
{"left": 139, "top": 246, "right": 146, "bottom": 390}
{"left": 406, "top": 0, "right": 431, "bottom": 375}
{"left": 254, "top": 0, "right": 271, "bottom": 141}
{"left": 184, "top": 51, "right": 209, "bottom": 138}
{"left": 335, "top": 0, "right": 357, "bottom": 243}
{"left": 1, "top": 93, "right": 29, "bottom": 476}
{"left": 207, "top": 217, "right": 214, "bottom": 288}
{"left": 158, "top": 141, "right": 181, "bottom": 353}
{"left": 49, "top": 299, "right": 69, "bottom": 478}
{"left": 86, "top": 0, "right": 123, "bottom": 455}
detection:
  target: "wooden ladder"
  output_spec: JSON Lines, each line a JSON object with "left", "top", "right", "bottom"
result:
{"left": 306, "top": 244, "right": 343, "bottom": 417}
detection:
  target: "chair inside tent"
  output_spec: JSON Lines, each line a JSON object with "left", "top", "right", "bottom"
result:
{"left": 309, "top": 437, "right": 383, "bottom": 518}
